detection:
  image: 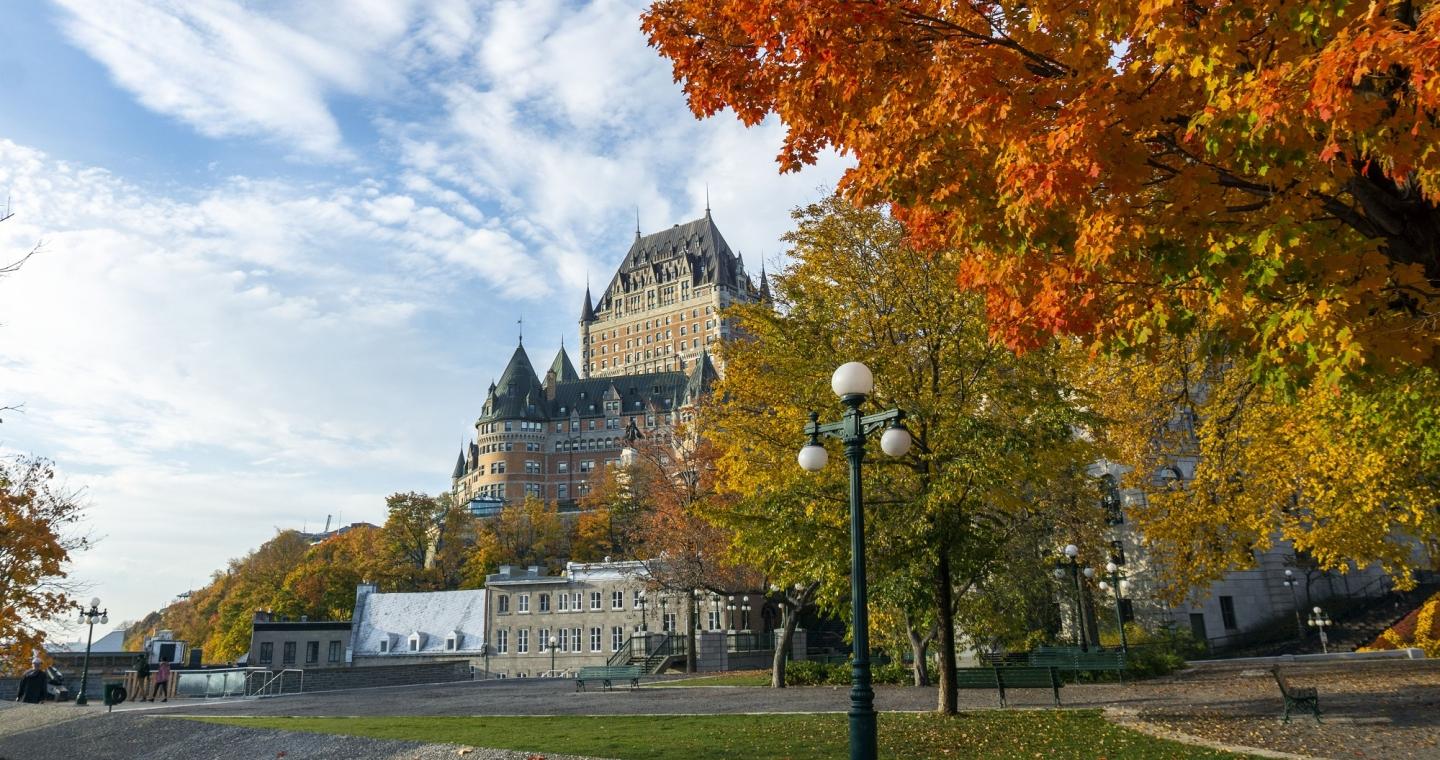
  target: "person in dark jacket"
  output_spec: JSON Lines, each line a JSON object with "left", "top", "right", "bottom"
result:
{"left": 15, "top": 658, "right": 48, "bottom": 703}
{"left": 134, "top": 654, "right": 151, "bottom": 701}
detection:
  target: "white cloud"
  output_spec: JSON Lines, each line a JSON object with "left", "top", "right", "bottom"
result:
{"left": 51, "top": 0, "right": 476, "bottom": 159}
{"left": 0, "top": 139, "right": 537, "bottom": 621}
{"left": 16, "top": 0, "right": 855, "bottom": 626}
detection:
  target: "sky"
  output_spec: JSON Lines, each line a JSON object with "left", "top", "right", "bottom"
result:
{"left": 0, "top": 0, "right": 848, "bottom": 639}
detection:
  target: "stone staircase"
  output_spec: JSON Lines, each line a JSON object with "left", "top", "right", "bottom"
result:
{"left": 1327, "top": 583, "right": 1440, "bottom": 652}
{"left": 1212, "top": 581, "right": 1439, "bottom": 658}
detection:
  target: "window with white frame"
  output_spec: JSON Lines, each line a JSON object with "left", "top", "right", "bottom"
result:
{"left": 497, "top": 595, "right": 509, "bottom": 614}
{"left": 611, "top": 626, "right": 624, "bottom": 651}
{"left": 379, "top": 639, "right": 389, "bottom": 653}
{"left": 539, "top": 628, "right": 550, "bottom": 651}
{"left": 573, "top": 628, "right": 582, "bottom": 651}
{"left": 539, "top": 593, "right": 550, "bottom": 612}
{"left": 517, "top": 629, "right": 529, "bottom": 654}
{"left": 559, "top": 628, "right": 570, "bottom": 651}
{"left": 590, "top": 627, "right": 601, "bottom": 652}
{"left": 633, "top": 590, "right": 643, "bottom": 608}
{"left": 518, "top": 593, "right": 530, "bottom": 613}
{"left": 611, "top": 591, "right": 623, "bottom": 609}
{"left": 558, "top": 592, "right": 570, "bottom": 612}
{"left": 590, "top": 592, "right": 602, "bottom": 610}
{"left": 496, "top": 629, "right": 508, "bottom": 654}
{"left": 573, "top": 592, "right": 583, "bottom": 610}
{"left": 708, "top": 610, "right": 720, "bottom": 630}
{"left": 663, "top": 613, "right": 677, "bottom": 632}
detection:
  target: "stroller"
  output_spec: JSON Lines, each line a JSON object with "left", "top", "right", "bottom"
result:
{"left": 45, "top": 666, "right": 71, "bottom": 702}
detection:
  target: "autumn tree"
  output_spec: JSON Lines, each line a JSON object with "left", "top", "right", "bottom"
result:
{"left": 277, "top": 526, "right": 394, "bottom": 619}
{"left": 623, "top": 430, "right": 762, "bottom": 674}
{"left": 0, "top": 456, "right": 89, "bottom": 672}
{"left": 462, "top": 496, "right": 568, "bottom": 585}
{"left": 644, "top": 0, "right": 1440, "bottom": 383}
{"left": 382, "top": 491, "right": 457, "bottom": 591}
{"left": 1084, "top": 332, "right": 1440, "bottom": 597}
{"left": 710, "top": 198, "right": 1103, "bottom": 710}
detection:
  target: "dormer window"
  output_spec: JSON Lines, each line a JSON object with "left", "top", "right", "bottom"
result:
{"left": 408, "top": 631, "right": 425, "bottom": 652}
{"left": 379, "top": 639, "right": 389, "bottom": 653}
{"left": 445, "top": 631, "right": 462, "bottom": 651}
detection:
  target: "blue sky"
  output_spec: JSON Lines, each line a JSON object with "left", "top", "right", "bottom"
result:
{"left": 0, "top": 0, "right": 847, "bottom": 634}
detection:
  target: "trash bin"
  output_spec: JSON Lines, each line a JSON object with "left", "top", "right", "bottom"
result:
{"left": 103, "top": 682, "right": 127, "bottom": 712}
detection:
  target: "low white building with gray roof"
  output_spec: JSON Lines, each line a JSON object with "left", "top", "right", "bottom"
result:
{"left": 348, "top": 583, "right": 488, "bottom": 667}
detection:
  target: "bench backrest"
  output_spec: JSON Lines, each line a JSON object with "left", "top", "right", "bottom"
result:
{"left": 996, "top": 667, "right": 1059, "bottom": 688}
{"left": 953, "top": 668, "right": 1000, "bottom": 687}
{"left": 1075, "top": 652, "right": 1126, "bottom": 668}
{"left": 1270, "top": 666, "right": 1294, "bottom": 695}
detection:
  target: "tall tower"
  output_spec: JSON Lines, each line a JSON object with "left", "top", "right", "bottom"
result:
{"left": 579, "top": 285, "right": 596, "bottom": 379}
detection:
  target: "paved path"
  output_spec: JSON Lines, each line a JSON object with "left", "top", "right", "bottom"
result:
{"left": 4, "top": 661, "right": 1435, "bottom": 759}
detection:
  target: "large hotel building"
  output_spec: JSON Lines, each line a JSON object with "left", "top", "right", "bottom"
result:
{"left": 450, "top": 211, "right": 766, "bottom": 512}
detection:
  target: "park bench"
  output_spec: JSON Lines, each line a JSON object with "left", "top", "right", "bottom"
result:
{"left": 1269, "top": 666, "right": 1321, "bottom": 724}
{"left": 575, "top": 665, "right": 643, "bottom": 692}
{"left": 1028, "top": 646, "right": 1127, "bottom": 682}
{"left": 955, "top": 666, "right": 1063, "bottom": 707}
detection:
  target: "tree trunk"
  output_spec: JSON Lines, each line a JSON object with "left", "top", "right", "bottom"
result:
{"left": 934, "top": 550, "right": 957, "bottom": 714}
{"left": 904, "top": 615, "right": 935, "bottom": 687}
{"left": 772, "top": 602, "right": 799, "bottom": 688}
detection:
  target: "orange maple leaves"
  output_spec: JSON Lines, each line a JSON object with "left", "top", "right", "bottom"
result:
{"left": 645, "top": 0, "right": 1440, "bottom": 380}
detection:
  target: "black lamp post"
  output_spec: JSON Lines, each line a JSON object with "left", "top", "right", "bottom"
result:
{"left": 1052, "top": 545, "right": 1093, "bottom": 651}
{"left": 1096, "top": 562, "right": 1129, "bottom": 652}
{"left": 549, "top": 635, "right": 558, "bottom": 674}
{"left": 638, "top": 590, "right": 648, "bottom": 632}
{"left": 74, "top": 597, "right": 108, "bottom": 706}
{"left": 798, "top": 361, "right": 911, "bottom": 760}
{"left": 740, "top": 596, "right": 752, "bottom": 631}
{"left": 1307, "top": 607, "right": 1333, "bottom": 654}
{"left": 1283, "top": 570, "right": 1305, "bottom": 639}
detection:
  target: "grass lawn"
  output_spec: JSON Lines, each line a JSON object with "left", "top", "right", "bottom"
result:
{"left": 645, "top": 671, "right": 772, "bottom": 687}
{"left": 193, "top": 711, "right": 1257, "bottom": 759}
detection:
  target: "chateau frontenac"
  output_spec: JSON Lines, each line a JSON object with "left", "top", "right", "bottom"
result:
{"left": 450, "top": 211, "right": 768, "bottom": 512}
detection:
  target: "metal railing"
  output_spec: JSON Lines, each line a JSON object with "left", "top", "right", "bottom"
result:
{"left": 607, "top": 637, "right": 634, "bottom": 667}
{"left": 244, "top": 668, "right": 304, "bottom": 697}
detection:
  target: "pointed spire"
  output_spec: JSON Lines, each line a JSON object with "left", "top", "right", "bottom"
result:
{"left": 705, "top": 183, "right": 711, "bottom": 219}
{"left": 635, "top": 207, "right": 642, "bottom": 240}
{"left": 580, "top": 285, "right": 596, "bottom": 323}
{"left": 452, "top": 448, "right": 466, "bottom": 480}
{"left": 549, "top": 346, "right": 579, "bottom": 383}
{"left": 759, "top": 265, "right": 773, "bottom": 304}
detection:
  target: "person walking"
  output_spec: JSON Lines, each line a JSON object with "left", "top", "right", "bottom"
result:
{"left": 15, "top": 658, "right": 48, "bottom": 704}
{"left": 134, "top": 654, "right": 151, "bottom": 701}
{"left": 149, "top": 660, "right": 170, "bottom": 702}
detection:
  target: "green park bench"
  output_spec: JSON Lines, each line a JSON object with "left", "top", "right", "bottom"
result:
{"left": 575, "top": 665, "right": 643, "bottom": 692}
{"left": 955, "top": 666, "right": 1063, "bottom": 707}
{"left": 1028, "top": 646, "right": 1127, "bottom": 682}
{"left": 1270, "top": 666, "right": 1321, "bottom": 724}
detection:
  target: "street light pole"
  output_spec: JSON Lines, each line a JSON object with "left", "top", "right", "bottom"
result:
{"left": 75, "top": 597, "right": 108, "bottom": 706}
{"left": 1307, "top": 607, "right": 1333, "bottom": 654}
{"left": 1097, "top": 562, "right": 1129, "bottom": 652}
{"left": 799, "top": 361, "right": 911, "bottom": 760}
{"left": 549, "top": 635, "right": 558, "bottom": 675}
{"left": 1054, "top": 546, "right": 1090, "bottom": 651}
{"left": 1283, "top": 570, "right": 1304, "bottom": 640}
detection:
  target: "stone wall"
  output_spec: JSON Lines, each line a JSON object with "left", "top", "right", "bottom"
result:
{"left": 297, "top": 659, "right": 471, "bottom": 693}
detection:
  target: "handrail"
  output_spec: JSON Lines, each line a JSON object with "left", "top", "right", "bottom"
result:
{"left": 607, "top": 637, "right": 634, "bottom": 667}
{"left": 247, "top": 668, "right": 304, "bottom": 697}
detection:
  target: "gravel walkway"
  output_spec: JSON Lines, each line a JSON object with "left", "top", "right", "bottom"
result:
{"left": 0, "top": 702, "right": 608, "bottom": 760}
